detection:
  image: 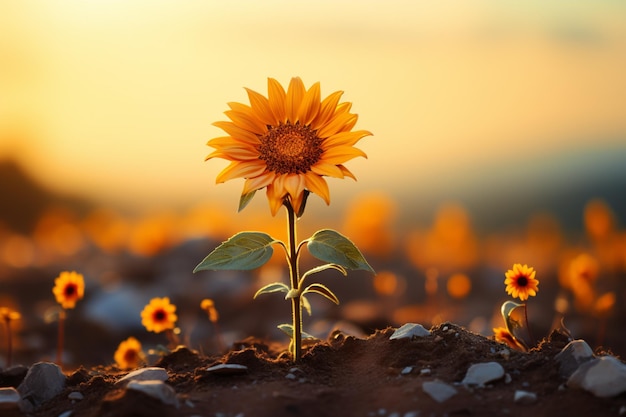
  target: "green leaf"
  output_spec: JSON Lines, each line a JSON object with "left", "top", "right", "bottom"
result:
{"left": 238, "top": 190, "right": 257, "bottom": 212}
{"left": 277, "top": 324, "right": 316, "bottom": 340}
{"left": 301, "top": 295, "right": 312, "bottom": 316}
{"left": 302, "top": 283, "right": 340, "bottom": 305}
{"left": 307, "top": 229, "right": 375, "bottom": 273}
{"left": 253, "top": 282, "right": 289, "bottom": 299}
{"left": 193, "top": 232, "right": 277, "bottom": 272}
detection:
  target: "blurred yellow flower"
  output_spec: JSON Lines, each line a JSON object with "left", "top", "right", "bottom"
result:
{"left": 200, "top": 298, "right": 219, "bottom": 323}
{"left": 52, "top": 271, "right": 85, "bottom": 309}
{"left": 206, "top": 77, "right": 371, "bottom": 216}
{"left": 140, "top": 297, "right": 178, "bottom": 334}
{"left": 0, "top": 307, "right": 21, "bottom": 321}
{"left": 504, "top": 264, "right": 539, "bottom": 302}
{"left": 114, "top": 337, "right": 144, "bottom": 370}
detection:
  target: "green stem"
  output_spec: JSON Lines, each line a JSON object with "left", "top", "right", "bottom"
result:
{"left": 3, "top": 318, "right": 12, "bottom": 367}
{"left": 286, "top": 202, "right": 302, "bottom": 362}
{"left": 524, "top": 304, "right": 534, "bottom": 347}
{"left": 57, "top": 310, "right": 66, "bottom": 368}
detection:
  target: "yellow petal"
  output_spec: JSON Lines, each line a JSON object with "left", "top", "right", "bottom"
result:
{"left": 216, "top": 161, "right": 267, "bottom": 183}
{"left": 337, "top": 164, "right": 357, "bottom": 180}
{"left": 266, "top": 183, "right": 285, "bottom": 216}
{"left": 317, "top": 112, "right": 358, "bottom": 138}
{"left": 207, "top": 136, "right": 243, "bottom": 148}
{"left": 205, "top": 146, "right": 259, "bottom": 161}
{"left": 322, "top": 130, "right": 372, "bottom": 149}
{"left": 321, "top": 146, "right": 367, "bottom": 165}
{"left": 267, "top": 78, "right": 286, "bottom": 123}
{"left": 242, "top": 172, "right": 275, "bottom": 195}
{"left": 311, "top": 162, "right": 345, "bottom": 178}
{"left": 213, "top": 121, "right": 260, "bottom": 145}
{"left": 224, "top": 109, "right": 266, "bottom": 135}
{"left": 245, "top": 87, "right": 277, "bottom": 126}
{"left": 285, "top": 77, "right": 305, "bottom": 123}
{"left": 311, "top": 90, "right": 343, "bottom": 130}
{"left": 297, "top": 81, "right": 321, "bottom": 126}
{"left": 304, "top": 172, "right": 330, "bottom": 204}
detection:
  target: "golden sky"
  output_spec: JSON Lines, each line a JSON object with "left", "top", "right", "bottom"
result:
{"left": 1, "top": 1, "right": 625, "bottom": 212}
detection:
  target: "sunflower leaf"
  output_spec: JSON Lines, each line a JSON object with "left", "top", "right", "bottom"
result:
{"left": 238, "top": 190, "right": 257, "bottom": 212}
{"left": 193, "top": 232, "right": 277, "bottom": 272}
{"left": 253, "top": 282, "right": 290, "bottom": 299}
{"left": 302, "top": 283, "right": 340, "bottom": 305}
{"left": 307, "top": 229, "right": 375, "bottom": 273}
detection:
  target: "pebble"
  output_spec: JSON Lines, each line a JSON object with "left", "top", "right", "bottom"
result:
{"left": 58, "top": 411, "right": 73, "bottom": 417}
{"left": 461, "top": 362, "right": 505, "bottom": 387}
{"left": 17, "top": 362, "right": 67, "bottom": 412}
{"left": 68, "top": 391, "right": 84, "bottom": 401}
{"left": 567, "top": 355, "right": 626, "bottom": 397}
{"left": 514, "top": 390, "right": 537, "bottom": 404}
{"left": 0, "top": 387, "right": 20, "bottom": 407}
{"left": 555, "top": 339, "right": 594, "bottom": 378}
{"left": 419, "top": 368, "right": 431, "bottom": 376}
{"left": 127, "top": 380, "right": 179, "bottom": 408}
{"left": 206, "top": 364, "right": 248, "bottom": 375}
{"left": 389, "top": 323, "right": 431, "bottom": 340}
{"left": 117, "top": 367, "right": 168, "bottom": 385}
{"left": 422, "top": 380, "right": 458, "bottom": 403}
{"left": 401, "top": 366, "right": 413, "bottom": 375}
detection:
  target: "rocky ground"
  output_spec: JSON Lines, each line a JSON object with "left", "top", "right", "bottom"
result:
{"left": 1, "top": 323, "right": 625, "bottom": 417}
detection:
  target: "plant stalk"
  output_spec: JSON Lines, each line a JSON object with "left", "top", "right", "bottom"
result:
{"left": 524, "top": 304, "right": 534, "bottom": 347}
{"left": 57, "top": 310, "right": 66, "bottom": 368}
{"left": 3, "top": 318, "right": 12, "bottom": 367}
{"left": 286, "top": 202, "right": 302, "bottom": 362}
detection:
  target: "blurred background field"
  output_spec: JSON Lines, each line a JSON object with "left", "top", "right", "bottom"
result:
{"left": 1, "top": 1, "right": 625, "bottom": 367}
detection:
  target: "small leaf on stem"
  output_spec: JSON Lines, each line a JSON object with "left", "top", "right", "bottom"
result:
{"left": 307, "top": 229, "right": 375, "bottom": 273}
{"left": 193, "top": 232, "right": 277, "bottom": 272}
{"left": 238, "top": 190, "right": 257, "bottom": 212}
{"left": 277, "top": 324, "right": 316, "bottom": 340}
{"left": 303, "top": 283, "right": 340, "bottom": 305}
{"left": 254, "top": 282, "right": 290, "bottom": 299}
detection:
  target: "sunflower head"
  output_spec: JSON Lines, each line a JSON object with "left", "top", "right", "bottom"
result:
{"left": 52, "top": 271, "right": 85, "bottom": 309}
{"left": 114, "top": 336, "right": 144, "bottom": 370}
{"left": 504, "top": 263, "right": 539, "bottom": 301}
{"left": 140, "top": 297, "right": 178, "bottom": 334}
{"left": 206, "top": 77, "right": 371, "bottom": 216}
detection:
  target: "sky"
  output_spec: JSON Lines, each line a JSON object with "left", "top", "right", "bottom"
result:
{"left": 1, "top": 0, "right": 625, "bottom": 217}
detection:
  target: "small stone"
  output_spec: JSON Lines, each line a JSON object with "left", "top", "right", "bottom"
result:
{"left": 461, "top": 362, "right": 505, "bottom": 387}
{"left": 68, "top": 391, "right": 83, "bottom": 401}
{"left": 17, "top": 362, "right": 67, "bottom": 412}
{"left": 619, "top": 405, "right": 626, "bottom": 415}
{"left": 422, "top": 380, "right": 458, "bottom": 403}
{"left": 555, "top": 340, "right": 594, "bottom": 378}
{"left": 127, "top": 380, "right": 179, "bottom": 408}
{"left": 285, "top": 373, "right": 297, "bottom": 380}
{"left": 401, "top": 366, "right": 413, "bottom": 375}
{"left": 504, "top": 373, "right": 512, "bottom": 384}
{"left": 206, "top": 364, "right": 248, "bottom": 375}
{"left": 58, "top": 411, "right": 73, "bottom": 417}
{"left": 117, "top": 367, "right": 168, "bottom": 385}
{"left": 403, "top": 412, "right": 419, "bottom": 417}
{"left": 567, "top": 356, "right": 626, "bottom": 397}
{"left": 514, "top": 390, "right": 537, "bottom": 404}
{"left": 420, "top": 368, "right": 431, "bottom": 376}
{"left": 390, "top": 323, "right": 431, "bottom": 340}
{"left": 0, "top": 387, "right": 20, "bottom": 408}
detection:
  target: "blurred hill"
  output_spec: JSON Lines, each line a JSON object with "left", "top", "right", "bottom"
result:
{"left": 0, "top": 159, "right": 91, "bottom": 233}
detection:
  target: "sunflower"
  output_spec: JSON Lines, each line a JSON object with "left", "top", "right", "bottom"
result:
{"left": 200, "top": 298, "right": 219, "bottom": 323}
{"left": 114, "top": 337, "right": 144, "bottom": 370}
{"left": 504, "top": 264, "right": 539, "bottom": 301}
{"left": 52, "top": 271, "right": 85, "bottom": 309}
{"left": 206, "top": 77, "right": 371, "bottom": 216}
{"left": 140, "top": 297, "right": 178, "bottom": 334}
{"left": 0, "top": 307, "right": 21, "bottom": 322}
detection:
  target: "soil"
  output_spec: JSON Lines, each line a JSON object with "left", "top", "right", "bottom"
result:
{"left": 3, "top": 324, "right": 625, "bottom": 417}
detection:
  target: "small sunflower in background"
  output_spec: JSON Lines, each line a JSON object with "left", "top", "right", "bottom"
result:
{"left": 206, "top": 77, "right": 371, "bottom": 216}
{"left": 141, "top": 297, "right": 178, "bottom": 333}
{"left": 53, "top": 271, "right": 85, "bottom": 309}
{"left": 504, "top": 264, "right": 539, "bottom": 302}
{"left": 1, "top": 307, "right": 21, "bottom": 367}
{"left": 114, "top": 337, "right": 144, "bottom": 370}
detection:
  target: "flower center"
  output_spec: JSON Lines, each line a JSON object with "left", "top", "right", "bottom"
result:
{"left": 517, "top": 276, "right": 528, "bottom": 287}
{"left": 153, "top": 309, "right": 167, "bottom": 322}
{"left": 124, "top": 349, "right": 138, "bottom": 363}
{"left": 64, "top": 284, "right": 77, "bottom": 297}
{"left": 258, "top": 122, "right": 323, "bottom": 174}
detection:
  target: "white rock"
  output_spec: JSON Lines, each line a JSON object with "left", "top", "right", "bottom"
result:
{"left": 68, "top": 391, "right": 84, "bottom": 401}
{"left": 567, "top": 356, "right": 626, "bottom": 397}
{"left": 206, "top": 364, "right": 248, "bottom": 375}
{"left": 461, "top": 362, "right": 505, "bottom": 387}
{"left": 422, "top": 380, "right": 458, "bottom": 403}
{"left": 514, "top": 390, "right": 537, "bottom": 404}
{"left": 401, "top": 366, "right": 413, "bottom": 375}
{"left": 117, "top": 367, "right": 168, "bottom": 385}
{"left": 17, "top": 362, "right": 67, "bottom": 412}
{"left": 555, "top": 339, "right": 594, "bottom": 378}
{"left": 0, "top": 387, "right": 20, "bottom": 406}
{"left": 58, "top": 410, "right": 73, "bottom": 417}
{"left": 127, "top": 380, "right": 179, "bottom": 408}
{"left": 390, "top": 323, "right": 431, "bottom": 340}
